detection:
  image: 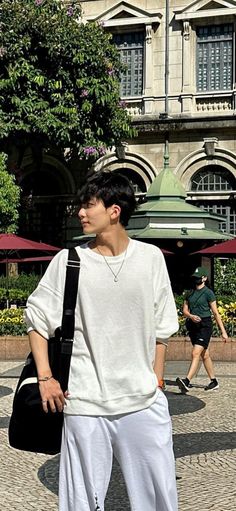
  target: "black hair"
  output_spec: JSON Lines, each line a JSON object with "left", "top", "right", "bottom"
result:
{"left": 79, "top": 171, "right": 138, "bottom": 227}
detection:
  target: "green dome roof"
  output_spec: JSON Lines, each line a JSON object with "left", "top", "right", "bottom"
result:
{"left": 147, "top": 169, "right": 187, "bottom": 199}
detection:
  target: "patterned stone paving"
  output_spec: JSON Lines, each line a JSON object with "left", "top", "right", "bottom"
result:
{"left": 0, "top": 361, "right": 235, "bottom": 510}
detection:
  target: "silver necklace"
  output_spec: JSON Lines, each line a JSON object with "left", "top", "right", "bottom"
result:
{"left": 96, "top": 246, "right": 127, "bottom": 282}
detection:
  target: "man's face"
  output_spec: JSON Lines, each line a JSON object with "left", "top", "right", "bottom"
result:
{"left": 78, "top": 197, "right": 113, "bottom": 234}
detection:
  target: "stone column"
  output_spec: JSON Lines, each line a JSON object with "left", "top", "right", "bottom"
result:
{"left": 181, "top": 20, "right": 193, "bottom": 112}
{"left": 143, "top": 24, "right": 154, "bottom": 114}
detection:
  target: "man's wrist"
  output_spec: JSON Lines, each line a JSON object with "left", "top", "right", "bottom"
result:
{"left": 38, "top": 375, "right": 53, "bottom": 383}
{"left": 158, "top": 379, "right": 165, "bottom": 389}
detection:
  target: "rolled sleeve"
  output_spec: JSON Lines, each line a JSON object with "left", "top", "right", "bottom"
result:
{"left": 154, "top": 285, "right": 179, "bottom": 342}
{"left": 24, "top": 249, "right": 68, "bottom": 339}
{"left": 153, "top": 250, "right": 179, "bottom": 343}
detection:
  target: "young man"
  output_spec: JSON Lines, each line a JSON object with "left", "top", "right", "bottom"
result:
{"left": 25, "top": 171, "right": 179, "bottom": 511}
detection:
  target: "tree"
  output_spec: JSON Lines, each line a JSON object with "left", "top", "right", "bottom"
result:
{"left": 0, "top": 0, "right": 135, "bottom": 163}
{"left": 0, "top": 153, "right": 21, "bottom": 232}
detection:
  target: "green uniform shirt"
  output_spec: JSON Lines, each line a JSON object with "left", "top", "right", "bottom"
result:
{"left": 185, "top": 287, "right": 216, "bottom": 318}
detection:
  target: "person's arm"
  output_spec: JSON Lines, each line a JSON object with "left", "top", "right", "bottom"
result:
{"left": 153, "top": 342, "right": 167, "bottom": 389}
{"left": 152, "top": 248, "right": 179, "bottom": 388}
{"left": 29, "top": 330, "right": 65, "bottom": 413}
{"left": 209, "top": 301, "right": 228, "bottom": 342}
{"left": 183, "top": 300, "right": 201, "bottom": 323}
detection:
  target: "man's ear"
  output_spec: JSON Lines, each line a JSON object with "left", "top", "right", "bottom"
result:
{"left": 110, "top": 204, "right": 121, "bottom": 221}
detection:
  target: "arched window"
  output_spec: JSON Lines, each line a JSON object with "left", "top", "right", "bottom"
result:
{"left": 113, "top": 168, "right": 146, "bottom": 193}
{"left": 191, "top": 167, "right": 234, "bottom": 191}
{"left": 190, "top": 167, "right": 236, "bottom": 235}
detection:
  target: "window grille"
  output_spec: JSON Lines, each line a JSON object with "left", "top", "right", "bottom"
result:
{"left": 197, "top": 24, "right": 233, "bottom": 91}
{"left": 191, "top": 168, "right": 234, "bottom": 191}
{"left": 190, "top": 168, "right": 236, "bottom": 234}
{"left": 113, "top": 32, "right": 144, "bottom": 97}
{"left": 199, "top": 203, "right": 236, "bottom": 235}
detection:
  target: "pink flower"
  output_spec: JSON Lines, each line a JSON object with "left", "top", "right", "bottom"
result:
{"left": 80, "top": 89, "right": 89, "bottom": 98}
{"left": 35, "top": 0, "right": 43, "bottom": 5}
{"left": 98, "top": 147, "right": 106, "bottom": 156}
{"left": 67, "top": 6, "right": 74, "bottom": 16}
{"left": 83, "top": 147, "right": 97, "bottom": 156}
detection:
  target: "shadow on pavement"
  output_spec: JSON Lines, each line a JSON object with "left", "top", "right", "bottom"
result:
{"left": 0, "top": 385, "right": 13, "bottom": 398}
{"left": 0, "top": 416, "right": 10, "bottom": 428}
{"left": 0, "top": 385, "right": 13, "bottom": 429}
{"left": 0, "top": 364, "right": 24, "bottom": 378}
{"left": 174, "top": 431, "right": 236, "bottom": 458}
{"left": 165, "top": 390, "right": 206, "bottom": 416}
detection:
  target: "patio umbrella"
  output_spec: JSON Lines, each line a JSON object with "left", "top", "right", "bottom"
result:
{"left": 0, "top": 233, "right": 60, "bottom": 253}
{"left": 192, "top": 238, "right": 236, "bottom": 256}
{"left": 0, "top": 256, "right": 54, "bottom": 263}
{"left": 0, "top": 233, "right": 60, "bottom": 307}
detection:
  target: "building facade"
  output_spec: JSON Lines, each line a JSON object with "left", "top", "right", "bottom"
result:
{"left": 18, "top": 0, "right": 236, "bottom": 245}
{"left": 83, "top": 0, "right": 236, "bottom": 236}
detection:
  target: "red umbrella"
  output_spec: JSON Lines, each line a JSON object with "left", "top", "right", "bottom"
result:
{"left": 0, "top": 233, "right": 60, "bottom": 307}
{"left": 160, "top": 248, "right": 174, "bottom": 255}
{"left": 0, "top": 256, "right": 54, "bottom": 263}
{"left": 0, "top": 233, "right": 60, "bottom": 252}
{"left": 193, "top": 238, "right": 236, "bottom": 256}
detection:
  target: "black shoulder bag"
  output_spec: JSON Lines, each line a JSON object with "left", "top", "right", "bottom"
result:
{"left": 8, "top": 247, "right": 80, "bottom": 455}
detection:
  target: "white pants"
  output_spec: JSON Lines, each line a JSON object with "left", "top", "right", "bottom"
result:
{"left": 59, "top": 391, "right": 178, "bottom": 511}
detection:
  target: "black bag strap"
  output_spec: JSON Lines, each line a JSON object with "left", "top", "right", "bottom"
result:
{"left": 61, "top": 247, "right": 80, "bottom": 340}
{"left": 57, "top": 247, "right": 80, "bottom": 391}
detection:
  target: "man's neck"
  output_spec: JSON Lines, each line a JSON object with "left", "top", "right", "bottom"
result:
{"left": 90, "top": 228, "right": 130, "bottom": 256}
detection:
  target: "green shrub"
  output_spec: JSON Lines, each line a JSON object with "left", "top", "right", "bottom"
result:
{"left": 0, "top": 273, "right": 40, "bottom": 305}
{"left": 175, "top": 295, "right": 236, "bottom": 338}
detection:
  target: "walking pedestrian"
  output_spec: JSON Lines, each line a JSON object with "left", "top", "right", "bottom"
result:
{"left": 25, "top": 170, "right": 179, "bottom": 511}
{"left": 176, "top": 266, "right": 228, "bottom": 393}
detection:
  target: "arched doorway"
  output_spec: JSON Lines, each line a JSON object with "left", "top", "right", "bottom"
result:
{"left": 19, "top": 159, "right": 76, "bottom": 246}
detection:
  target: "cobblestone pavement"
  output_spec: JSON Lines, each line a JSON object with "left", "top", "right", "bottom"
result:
{"left": 0, "top": 360, "right": 236, "bottom": 511}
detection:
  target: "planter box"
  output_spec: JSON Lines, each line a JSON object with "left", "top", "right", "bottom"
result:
{"left": 166, "top": 336, "right": 236, "bottom": 362}
{"left": 0, "top": 336, "right": 30, "bottom": 360}
{"left": 0, "top": 335, "right": 235, "bottom": 361}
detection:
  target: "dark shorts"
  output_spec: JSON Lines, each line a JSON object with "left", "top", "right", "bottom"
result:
{"left": 186, "top": 317, "right": 213, "bottom": 349}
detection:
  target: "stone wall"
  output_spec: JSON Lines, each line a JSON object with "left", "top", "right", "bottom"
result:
{"left": 0, "top": 336, "right": 235, "bottom": 361}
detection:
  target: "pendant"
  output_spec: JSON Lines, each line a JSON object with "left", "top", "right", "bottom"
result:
{"left": 114, "top": 276, "right": 118, "bottom": 282}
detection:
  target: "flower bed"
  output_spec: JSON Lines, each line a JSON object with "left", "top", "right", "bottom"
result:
{"left": 0, "top": 308, "right": 26, "bottom": 336}
{"left": 176, "top": 300, "right": 236, "bottom": 338}
{"left": 0, "top": 301, "right": 236, "bottom": 337}
{"left": 0, "top": 301, "right": 235, "bottom": 361}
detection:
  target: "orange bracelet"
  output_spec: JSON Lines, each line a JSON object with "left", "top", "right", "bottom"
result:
{"left": 158, "top": 379, "right": 165, "bottom": 389}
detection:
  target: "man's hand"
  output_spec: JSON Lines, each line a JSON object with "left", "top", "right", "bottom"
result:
{"left": 39, "top": 378, "right": 65, "bottom": 413}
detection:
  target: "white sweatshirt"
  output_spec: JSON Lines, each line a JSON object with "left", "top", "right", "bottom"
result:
{"left": 25, "top": 239, "right": 179, "bottom": 416}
